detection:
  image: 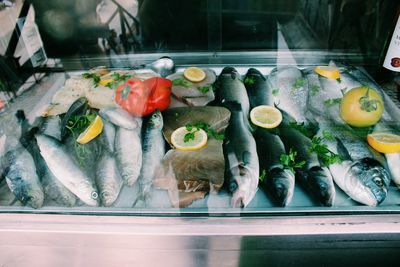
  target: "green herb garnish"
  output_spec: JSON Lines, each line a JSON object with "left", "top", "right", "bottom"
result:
{"left": 106, "top": 72, "right": 132, "bottom": 88}
{"left": 310, "top": 84, "right": 320, "bottom": 96}
{"left": 198, "top": 86, "right": 210, "bottom": 93}
{"left": 324, "top": 98, "right": 342, "bottom": 107}
{"left": 82, "top": 73, "right": 101, "bottom": 87}
{"left": 279, "top": 148, "right": 306, "bottom": 173}
{"left": 292, "top": 78, "right": 305, "bottom": 91}
{"left": 309, "top": 135, "right": 341, "bottom": 166}
{"left": 172, "top": 78, "right": 192, "bottom": 88}
{"left": 244, "top": 76, "right": 255, "bottom": 85}
{"left": 259, "top": 169, "right": 267, "bottom": 182}
{"left": 337, "top": 78, "right": 342, "bottom": 84}
{"left": 183, "top": 122, "right": 225, "bottom": 143}
{"left": 288, "top": 122, "right": 314, "bottom": 138}
{"left": 272, "top": 88, "right": 279, "bottom": 96}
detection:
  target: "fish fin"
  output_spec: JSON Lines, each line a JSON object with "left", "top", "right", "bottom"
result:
{"left": 242, "top": 151, "right": 252, "bottom": 165}
{"left": 335, "top": 138, "right": 352, "bottom": 161}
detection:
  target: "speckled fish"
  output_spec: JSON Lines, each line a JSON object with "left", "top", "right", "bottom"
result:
{"left": 138, "top": 110, "right": 165, "bottom": 201}
{"left": 100, "top": 119, "right": 116, "bottom": 153}
{"left": 96, "top": 151, "right": 123, "bottom": 206}
{"left": 279, "top": 112, "right": 336, "bottom": 206}
{"left": 36, "top": 134, "right": 99, "bottom": 206}
{"left": 167, "top": 68, "right": 216, "bottom": 106}
{"left": 99, "top": 107, "right": 141, "bottom": 130}
{"left": 2, "top": 146, "right": 44, "bottom": 209}
{"left": 267, "top": 66, "right": 309, "bottom": 123}
{"left": 223, "top": 102, "right": 259, "bottom": 208}
{"left": 216, "top": 67, "right": 250, "bottom": 125}
{"left": 318, "top": 119, "right": 391, "bottom": 206}
{"left": 244, "top": 68, "right": 295, "bottom": 206}
{"left": 115, "top": 126, "right": 142, "bottom": 186}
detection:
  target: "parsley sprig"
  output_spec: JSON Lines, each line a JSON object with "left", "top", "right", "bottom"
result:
{"left": 82, "top": 73, "right": 101, "bottom": 87}
{"left": 324, "top": 98, "right": 342, "bottom": 107}
{"left": 184, "top": 122, "right": 225, "bottom": 143}
{"left": 106, "top": 72, "right": 132, "bottom": 88}
{"left": 309, "top": 132, "right": 341, "bottom": 166}
{"left": 279, "top": 148, "right": 306, "bottom": 173}
{"left": 292, "top": 78, "right": 305, "bottom": 91}
{"left": 172, "top": 78, "right": 192, "bottom": 88}
{"left": 244, "top": 76, "right": 255, "bottom": 85}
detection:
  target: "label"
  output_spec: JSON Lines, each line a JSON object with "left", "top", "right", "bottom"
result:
{"left": 384, "top": 15, "right": 400, "bottom": 71}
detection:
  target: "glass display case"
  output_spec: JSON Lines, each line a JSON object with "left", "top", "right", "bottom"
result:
{"left": 1, "top": 1, "right": 400, "bottom": 266}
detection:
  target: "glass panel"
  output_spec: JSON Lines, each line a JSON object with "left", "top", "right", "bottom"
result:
{"left": 0, "top": 0, "right": 399, "bottom": 216}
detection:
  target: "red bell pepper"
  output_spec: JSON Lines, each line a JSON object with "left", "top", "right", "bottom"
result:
{"left": 115, "top": 77, "right": 172, "bottom": 116}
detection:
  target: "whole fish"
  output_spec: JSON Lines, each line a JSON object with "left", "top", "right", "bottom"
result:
{"left": 318, "top": 120, "right": 391, "bottom": 206}
{"left": 42, "top": 169, "right": 77, "bottom": 207}
{"left": 223, "top": 102, "right": 259, "bottom": 208}
{"left": 99, "top": 107, "right": 142, "bottom": 130}
{"left": 115, "top": 126, "right": 142, "bottom": 186}
{"left": 138, "top": 110, "right": 165, "bottom": 201}
{"left": 36, "top": 134, "right": 99, "bottom": 206}
{"left": 2, "top": 146, "right": 44, "bottom": 208}
{"left": 244, "top": 68, "right": 295, "bottom": 206}
{"left": 267, "top": 66, "right": 309, "bottom": 123}
{"left": 96, "top": 151, "right": 123, "bottom": 206}
{"left": 216, "top": 67, "right": 250, "bottom": 124}
{"left": 279, "top": 112, "right": 336, "bottom": 206}
{"left": 254, "top": 128, "right": 295, "bottom": 206}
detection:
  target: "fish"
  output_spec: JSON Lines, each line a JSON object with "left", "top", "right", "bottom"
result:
{"left": 154, "top": 139, "right": 225, "bottom": 196}
{"left": 99, "top": 107, "right": 141, "bottom": 130}
{"left": 0, "top": 134, "right": 5, "bottom": 158}
{"left": 115, "top": 126, "right": 142, "bottom": 186}
{"left": 244, "top": 68, "right": 295, "bottom": 206}
{"left": 101, "top": 119, "right": 116, "bottom": 153}
{"left": 267, "top": 66, "right": 309, "bottom": 123}
{"left": 223, "top": 102, "right": 259, "bottom": 208}
{"left": 216, "top": 67, "right": 251, "bottom": 124}
{"left": 278, "top": 112, "right": 336, "bottom": 206}
{"left": 162, "top": 106, "right": 231, "bottom": 145}
{"left": 138, "top": 110, "right": 165, "bottom": 201}
{"left": 42, "top": 168, "right": 77, "bottom": 207}
{"left": 317, "top": 120, "right": 391, "bottom": 206}
{"left": 244, "top": 68, "right": 273, "bottom": 107}
{"left": 95, "top": 151, "right": 123, "bottom": 206}
{"left": 254, "top": 128, "right": 295, "bottom": 207}
{"left": 36, "top": 134, "right": 99, "bottom": 206}
{"left": 1, "top": 146, "right": 44, "bottom": 208}
{"left": 167, "top": 68, "right": 216, "bottom": 106}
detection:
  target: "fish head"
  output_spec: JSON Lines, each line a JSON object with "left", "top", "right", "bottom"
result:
{"left": 8, "top": 180, "right": 44, "bottom": 209}
{"left": 149, "top": 110, "right": 164, "bottom": 129}
{"left": 26, "top": 189, "right": 45, "bottom": 209}
{"left": 346, "top": 158, "right": 391, "bottom": 206}
{"left": 307, "top": 166, "right": 335, "bottom": 207}
{"left": 267, "top": 168, "right": 295, "bottom": 207}
{"left": 77, "top": 181, "right": 100, "bottom": 206}
{"left": 229, "top": 164, "right": 259, "bottom": 208}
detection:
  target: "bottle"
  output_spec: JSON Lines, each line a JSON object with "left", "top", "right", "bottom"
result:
{"left": 383, "top": 15, "right": 400, "bottom": 72}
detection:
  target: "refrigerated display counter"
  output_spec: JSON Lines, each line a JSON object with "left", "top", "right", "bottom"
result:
{"left": 1, "top": 1, "right": 400, "bottom": 266}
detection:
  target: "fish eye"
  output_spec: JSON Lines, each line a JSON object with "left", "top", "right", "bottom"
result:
{"left": 373, "top": 177, "right": 384, "bottom": 187}
{"left": 91, "top": 191, "right": 99, "bottom": 199}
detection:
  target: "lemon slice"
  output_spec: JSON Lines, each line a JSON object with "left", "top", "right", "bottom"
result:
{"left": 171, "top": 126, "right": 208, "bottom": 151}
{"left": 367, "top": 132, "right": 400, "bottom": 153}
{"left": 77, "top": 115, "right": 104, "bottom": 144}
{"left": 183, "top": 67, "right": 206, "bottom": 82}
{"left": 99, "top": 78, "right": 113, "bottom": 87}
{"left": 315, "top": 66, "right": 341, "bottom": 80}
{"left": 250, "top": 105, "right": 283, "bottom": 129}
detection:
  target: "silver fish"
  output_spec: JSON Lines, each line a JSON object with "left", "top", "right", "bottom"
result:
{"left": 115, "top": 126, "right": 142, "bottom": 186}
{"left": 101, "top": 119, "right": 116, "bottom": 153}
{"left": 138, "top": 110, "right": 165, "bottom": 201}
{"left": 2, "top": 146, "right": 44, "bottom": 208}
{"left": 99, "top": 107, "right": 142, "bottom": 130}
{"left": 318, "top": 120, "right": 391, "bottom": 206}
{"left": 223, "top": 102, "right": 259, "bottom": 208}
{"left": 268, "top": 66, "right": 309, "bottom": 123}
{"left": 216, "top": 67, "right": 250, "bottom": 125}
{"left": 42, "top": 167, "right": 77, "bottom": 207}
{"left": 96, "top": 151, "right": 123, "bottom": 206}
{"left": 36, "top": 134, "right": 99, "bottom": 206}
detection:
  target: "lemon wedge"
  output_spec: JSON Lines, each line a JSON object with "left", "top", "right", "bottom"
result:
{"left": 250, "top": 105, "right": 282, "bottom": 129}
{"left": 315, "top": 66, "right": 341, "bottom": 80}
{"left": 183, "top": 67, "right": 206, "bottom": 82}
{"left": 99, "top": 78, "right": 113, "bottom": 87}
{"left": 77, "top": 115, "right": 104, "bottom": 144}
{"left": 171, "top": 126, "right": 208, "bottom": 151}
{"left": 367, "top": 132, "right": 400, "bottom": 153}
